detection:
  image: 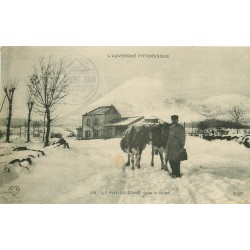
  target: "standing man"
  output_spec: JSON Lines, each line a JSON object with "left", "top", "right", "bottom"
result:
{"left": 166, "top": 115, "right": 186, "bottom": 178}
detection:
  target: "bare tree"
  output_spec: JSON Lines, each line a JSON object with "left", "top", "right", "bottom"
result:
{"left": 28, "top": 57, "right": 70, "bottom": 146}
{"left": 33, "top": 120, "right": 42, "bottom": 137}
{"left": 23, "top": 121, "right": 27, "bottom": 137}
{"left": 2, "top": 78, "right": 18, "bottom": 142}
{"left": 0, "top": 95, "right": 7, "bottom": 113}
{"left": 198, "top": 121, "right": 207, "bottom": 135}
{"left": 228, "top": 105, "right": 246, "bottom": 133}
{"left": 26, "top": 94, "right": 34, "bottom": 142}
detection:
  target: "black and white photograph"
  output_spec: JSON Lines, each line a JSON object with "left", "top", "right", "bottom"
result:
{"left": 2, "top": 1, "right": 250, "bottom": 250}
{"left": 1, "top": 46, "right": 250, "bottom": 204}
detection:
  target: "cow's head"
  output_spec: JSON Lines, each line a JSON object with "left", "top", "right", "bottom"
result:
{"left": 133, "top": 125, "right": 150, "bottom": 145}
{"left": 161, "top": 122, "right": 170, "bottom": 138}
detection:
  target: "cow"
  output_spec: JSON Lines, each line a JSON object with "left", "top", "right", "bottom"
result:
{"left": 120, "top": 125, "right": 150, "bottom": 170}
{"left": 150, "top": 122, "right": 170, "bottom": 171}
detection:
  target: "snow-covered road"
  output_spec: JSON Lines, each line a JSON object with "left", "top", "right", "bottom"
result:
{"left": 0, "top": 136, "right": 249, "bottom": 203}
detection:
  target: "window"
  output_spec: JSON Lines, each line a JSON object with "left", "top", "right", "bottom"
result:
{"left": 85, "top": 130, "right": 91, "bottom": 138}
{"left": 87, "top": 119, "right": 90, "bottom": 126}
{"left": 94, "top": 131, "right": 98, "bottom": 138}
{"left": 94, "top": 117, "right": 99, "bottom": 126}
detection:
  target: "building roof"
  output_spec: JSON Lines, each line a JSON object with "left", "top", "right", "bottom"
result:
{"left": 134, "top": 116, "right": 163, "bottom": 126}
{"left": 84, "top": 105, "right": 117, "bottom": 116}
{"left": 144, "top": 115, "right": 162, "bottom": 121}
{"left": 105, "top": 116, "right": 144, "bottom": 127}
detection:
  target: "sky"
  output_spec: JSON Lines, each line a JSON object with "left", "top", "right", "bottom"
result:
{"left": 1, "top": 46, "right": 250, "bottom": 119}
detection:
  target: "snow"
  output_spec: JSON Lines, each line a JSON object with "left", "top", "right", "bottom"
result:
{"left": 62, "top": 77, "right": 205, "bottom": 124}
{"left": 201, "top": 94, "right": 250, "bottom": 121}
{"left": 0, "top": 136, "right": 249, "bottom": 204}
{"left": 55, "top": 79, "right": 250, "bottom": 126}
{"left": 203, "top": 94, "right": 250, "bottom": 108}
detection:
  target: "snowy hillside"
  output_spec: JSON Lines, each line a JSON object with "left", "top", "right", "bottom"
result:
{"left": 57, "top": 78, "right": 250, "bottom": 126}
{"left": 199, "top": 94, "right": 250, "bottom": 122}
{"left": 203, "top": 94, "right": 250, "bottom": 108}
{"left": 66, "top": 77, "right": 204, "bottom": 124}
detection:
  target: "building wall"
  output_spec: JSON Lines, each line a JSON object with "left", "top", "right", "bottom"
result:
{"left": 81, "top": 106, "right": 121, "bottom": 139}
{"left": 104, "top": 117, "right": 145, "bottom": 139}
{"left": 104, "top": 126, "right": 130, "bottom": 138}
{"left": 76, "top": 128, "right": 83, "bottom": 139}
{"left": 104, "top": 106, "right": 121, "bottom": 124}
{"left": 82, "top": 114, "right": 105, "bottom": 139}
{"left": 116, "top": 127, "right": 127, "bottom": 137}
{"left": 80, "top": 106, "right": 122, "bottom": 139}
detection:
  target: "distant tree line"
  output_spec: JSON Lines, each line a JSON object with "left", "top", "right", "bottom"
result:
{"left": 0, "top": 118, "right": 44, "bottom": 139}
{"left": 165, "top": 97, "right": 248, "bottom": 134}
{"left": 187, "top": 118, "right": 249, "bottom": 136}
{"left": 187, "top": 118, "right": 249, "bottom": 130}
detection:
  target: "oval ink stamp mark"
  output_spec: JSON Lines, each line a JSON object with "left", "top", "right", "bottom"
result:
{"left": 9, "top": 186, "right": 20, "bottom": 196}
{"left": 63, "top": 55, "right": 99, "bottom": 105}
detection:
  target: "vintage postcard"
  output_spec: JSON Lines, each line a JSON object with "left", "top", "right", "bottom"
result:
{"left": 0, "top": 46, "right": 249, "bottom": 204}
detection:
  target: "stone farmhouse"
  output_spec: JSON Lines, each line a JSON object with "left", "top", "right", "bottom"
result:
{"left": 76, "top": 105, "right": 161, "bottom": 139}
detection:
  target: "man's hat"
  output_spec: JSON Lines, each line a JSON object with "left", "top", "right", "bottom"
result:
{"left": 171, "top": 115, "right": 179, "bottom": 119}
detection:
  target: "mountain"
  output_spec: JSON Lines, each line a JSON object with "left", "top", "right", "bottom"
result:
{"left": 58, "top": 77, "right": 204, "bottom": 125}
{"left": 56, "top": 78, "right": 250, "bottom": 127}
{"left": 202, "top": 94, "right": 250, "bottom": 108}
{"left": 197, "top": 94, "right": 250, "bottom": 123}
